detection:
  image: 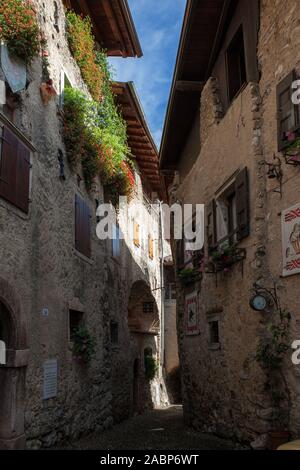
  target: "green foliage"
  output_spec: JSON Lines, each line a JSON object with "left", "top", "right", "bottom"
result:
{"left": 0, "top": 0, "right": 40, "bottom": 63}
{"left": 66, "top": 11, "right": 103, "bottom": 101}
{"left": 63, "top": 87, "right": 133, "bottom": 197}
{"left": 64, "top": 12, "right": 133, "bottom": 201}
{"left": 255, "top": 309, "right": 291, "bottom": 372}
{"left": 178, "top": 268, "right": 200, "bottom": 285}
{"left": 145, "top": 356, "right": 158, "bottom": 381}
{"left": 72, "top": 326, "right": 96, "bottom": 364}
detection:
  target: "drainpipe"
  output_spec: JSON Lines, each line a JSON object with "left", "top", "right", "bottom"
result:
{"left": 158, "top": 201, "right": 165, "bottom": 377}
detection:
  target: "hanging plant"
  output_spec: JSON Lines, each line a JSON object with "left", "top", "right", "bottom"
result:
{"left": 63, "top": 87, "right": 133, "bottom": 198}
{"left": 144, "top": 356, "right": 158, "bottom": 381}
{"left": 72, "top": 326, "right": 96, "bottom": 364}
{"left": 0, "top": 0, "right": 39, "bottom": 63}
{"left": 66, "top": 11, "right": 103, "bottom": 101}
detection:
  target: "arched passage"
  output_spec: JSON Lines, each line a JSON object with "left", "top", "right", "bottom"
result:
{"left": 0, "top": 279, "right": 29, "bottom": 450}
{"left": 128, "top": 280, "right": 160, "bottom": 414}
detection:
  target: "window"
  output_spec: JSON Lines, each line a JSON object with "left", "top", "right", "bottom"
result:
{"left": 3, "top": 84, "right": 19, "bottom": 124}
{"left": 69, "top": 310, "right": 83, "bottom": 342}
{"left": 143, "top": 302, "right": 154, "bottom": 313}
{"left": 0, "top": 124, "right": 31, "bottom": 213}
{"left": 206, "top": 167, "right": 249, "bottom": 250}
{"left": 148, "top": 234, "right": 154, "bottom": 259}
{"left": 226, "top": 27, "right": 247, "bottom": 103}
{"left": 144, "top": 347, "right": 153, "bottom": 368}
{"left": 133, "top": 222, "right": 140, "bottom": 247}
{"left": 75, "top": 194, "right": 91, "bottom": 258}
{"left": 165, "top": 284, "right": 176, "bottom": 301}
{"left": 110, "top": 321, "right": 119, "bottom": 344}
{"left": 54, "top": 1, "right": 59, "bottom": 32}
{"left": 209, "top": 321, "right": 220, "bottom": 346}
{"left": 59, "top": 70, "right": 72, "bottom": 108}
{"left": 112, "top": 223, "right": 121, "bottom": 258}
{"left": 277, "top": 70, "right": 299, "bottom": 150}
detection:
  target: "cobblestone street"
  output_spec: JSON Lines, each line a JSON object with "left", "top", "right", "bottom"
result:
{"left": 58, "top": 406, "right": 240, "bottom": 450}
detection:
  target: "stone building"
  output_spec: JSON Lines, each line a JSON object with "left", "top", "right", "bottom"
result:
{"left": 160, "top": 0, "right": 300, "bottom": 449}
{"left": 0, "top": 0, "right": 168, "bottom": 450}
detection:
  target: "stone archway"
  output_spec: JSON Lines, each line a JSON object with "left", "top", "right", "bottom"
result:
{"left": 0, "top": 279, "right": 29, "bottom": 450}
{"left": 128, "top": 280, "right": 160, "bottom": 414}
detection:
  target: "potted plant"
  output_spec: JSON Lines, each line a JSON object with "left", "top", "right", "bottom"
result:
{"left": 178, "top": 267, "right": 201, "bottom": 286}
{"left": 72, "top": 326, "right": 96, "bottom": 364}
{"left": 208, "top": 244, "right": 245, "bottom": 273}
{"left": 40, "top": 79, "right": 57, "bottom": 105}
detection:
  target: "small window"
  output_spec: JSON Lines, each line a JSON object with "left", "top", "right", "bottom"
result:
{"left": 3, "top": 84, "right": 19, "bottom": 124}
{"left": 209, "top": 321, "right": 220, "bottom": 346}
{"left": 165, "top": 283, "right": 176, "bottom": 301}
{"left": 207, "top": 167, "right": 249, "bottom": 250}
{"left": 110, "top": 321, "right": 118, "bottom": 344}
{"left": 75, "top": 194, "right": 91, "bottom": 258}
{"left": 112, "top": 223, "right": 121, "bottom": 258}
{"left": 59, "top": 70, "right": 72, "bottom": 108}
{"left": 133, "top": 222, "right": 140, "bottom": 247}
{"left": 54, "top": 1, "right": 59, "bottom": 32}
{"left": 148, "top": 234, "right": 154, "bottom": 259}
{"left": 226, "top": 26, "right": 247, "bottom": 103}
{"left": 144, "top": 347, "right": 153, "bottom": 367}
{"left": 69, "top": 310, "right": 83, "bottom": 342}
{"left": 0, "top": 125, "right": 31, "bottom": 213}
{"left": 143, "top": 302, "right": 154, "bottom": 313}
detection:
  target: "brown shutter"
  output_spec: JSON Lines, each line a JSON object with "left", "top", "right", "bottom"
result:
{"left": 0, "top": 126, "right": 30, "bottom": 213}
{"left": 148, "top": 235, "right": 154, "bottom": 259}
{"left": 206, "top": 199, "right": 216, "bottom": 250}
{"left": 75, "top": 194, "right": 91, "bottom": 258}
{"left": 134, "top": 222, "right": 140, "bottom": 247}
{"left": 235, "top": 167, "right": 250, "bottom": 241}
{"left": 277, "top": 70, "right": 299, "bottom": 150}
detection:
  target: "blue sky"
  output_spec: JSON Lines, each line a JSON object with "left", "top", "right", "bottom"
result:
{"left": 109, "top": 0, "right": 186, "bottom": 149}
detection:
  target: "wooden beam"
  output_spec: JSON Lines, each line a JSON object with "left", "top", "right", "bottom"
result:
{"left": 175, "top": 80, "right": 204, "bottom": 92}
{"left": 102, "top": 0, "right": 124, "bottom": 56}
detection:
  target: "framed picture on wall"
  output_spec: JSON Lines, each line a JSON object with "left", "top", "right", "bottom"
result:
{"left": 185, "top": 292, "right": 199, "bottom": 336}
{"left": 282, "top": 203, "right": 300, "bottom": 277}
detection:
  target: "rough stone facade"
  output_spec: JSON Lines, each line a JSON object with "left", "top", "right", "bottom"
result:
{"left": 0, "top": 0, "right": 168, "bottom": 450}
{"left": 165, "top": 0, "right": 300, "bottom": 448}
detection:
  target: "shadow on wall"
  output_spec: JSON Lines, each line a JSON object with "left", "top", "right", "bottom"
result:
{"left": 165, "top": 366, "right": 182, "bottom": 405}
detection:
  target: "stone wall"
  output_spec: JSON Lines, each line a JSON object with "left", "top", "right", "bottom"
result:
{"left": 170, "top": 0, "right": 300, "bottom": 447}
{"left": 258, "top": 0, "right": 300, "bottom": 438}
{"left": 0, "top": 0, "right": 167, "bottom": 449}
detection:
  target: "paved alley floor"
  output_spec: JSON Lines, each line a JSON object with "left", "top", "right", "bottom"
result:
{"left": 58, "top": 405, "right": 240, "bottom": 450}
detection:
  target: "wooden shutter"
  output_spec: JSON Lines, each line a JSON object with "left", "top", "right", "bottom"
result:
{"left": 75, "top": 194, "right": 91, "bottom": 258}
{"left": 148, "top": 235, "right": 154, "bottom": 259}
{"left": 0, "top": 126, "right": 30, "bottom": 213}
{"left": 206, "top": 199, "right": 216, "bottom": 250}
{"left": 235, "top": 167, "right": 250, "bottom": 241}
{"left": 277, "top": 70, "right": 299, "bottom": 150}
{"left": 134, "top": 222, "right": 140, "bottom": 247}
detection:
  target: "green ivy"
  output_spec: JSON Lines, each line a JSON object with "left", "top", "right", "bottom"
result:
{"left": 145, "top": 356, "right": 158, "bottom": 381}
{"left": 72, "top": 326, "right": 96, "bottom": 364}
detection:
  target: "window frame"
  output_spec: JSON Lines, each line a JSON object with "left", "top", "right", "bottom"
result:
{"left": 226, "top": 25, "right": 247, "bottom": 104}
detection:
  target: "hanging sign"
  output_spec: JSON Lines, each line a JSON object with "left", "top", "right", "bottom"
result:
{"left": 1, "top": 43, "right": 27, "bottom": 93}
{"left": 185, "top": 291, "right": 199, "bottom": 336}
{"left": 282, "top": 203, "right": 300, "bottom": 277}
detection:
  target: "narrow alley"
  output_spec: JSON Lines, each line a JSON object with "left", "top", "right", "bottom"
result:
{"left": 57, "top": 406, "right": 240, "bottom": 451}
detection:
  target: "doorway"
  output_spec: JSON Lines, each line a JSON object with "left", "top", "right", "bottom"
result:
{"left": 0, "top": 296, "right": 28, "bottom": 449}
